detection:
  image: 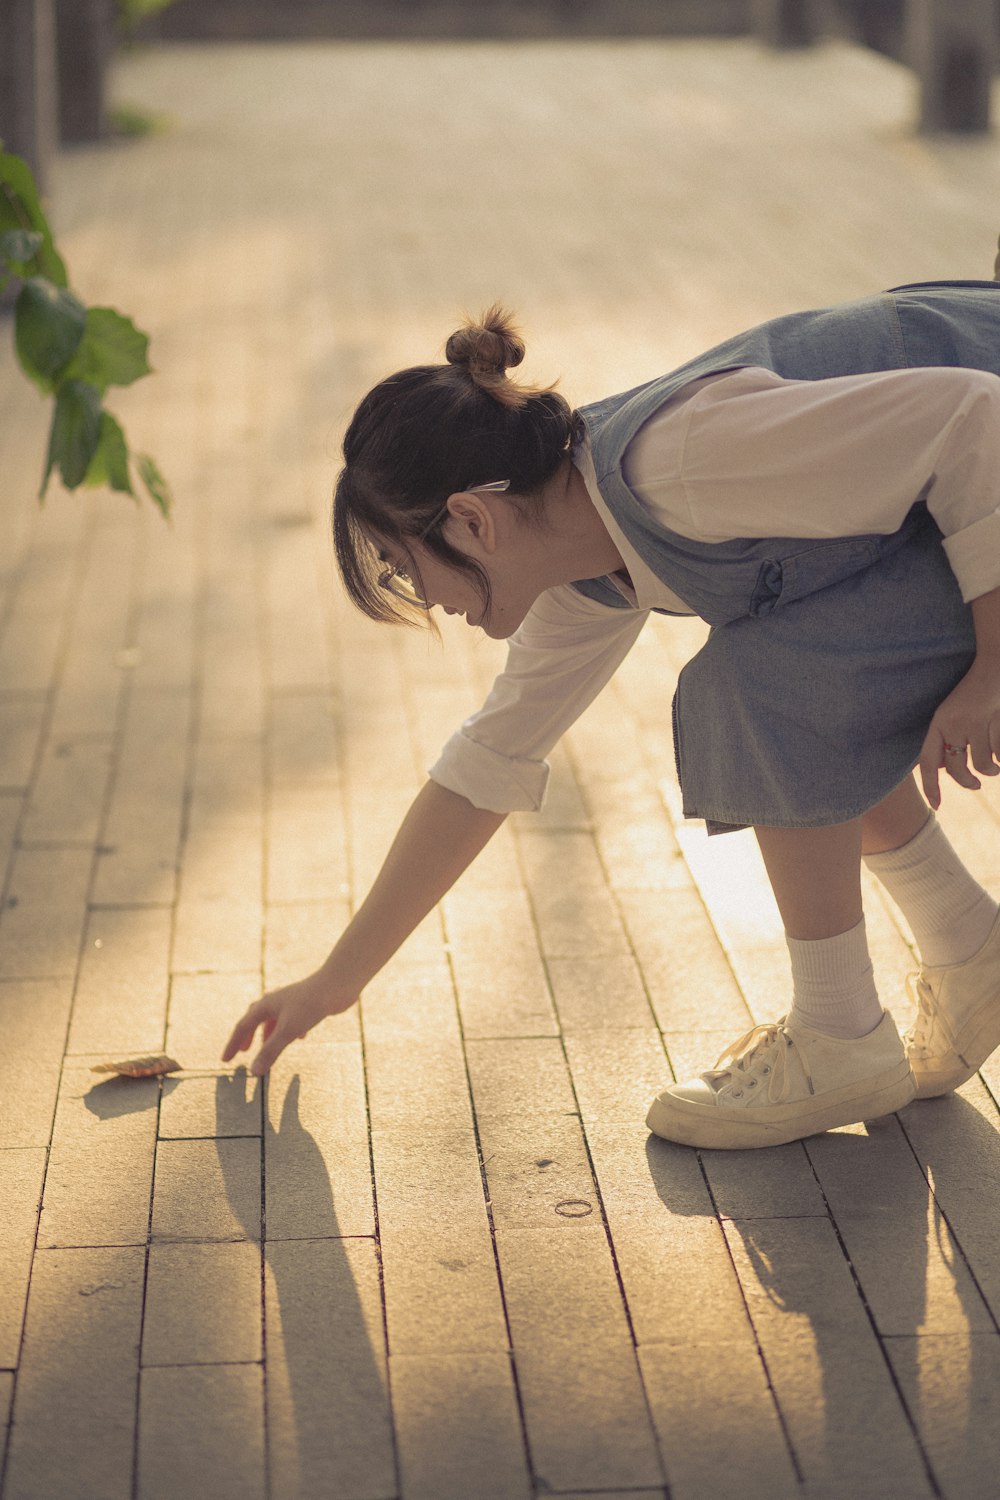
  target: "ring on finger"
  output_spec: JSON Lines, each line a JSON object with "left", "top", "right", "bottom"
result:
{"left": 943, "top": 742, "right": 967, "bottom": 756}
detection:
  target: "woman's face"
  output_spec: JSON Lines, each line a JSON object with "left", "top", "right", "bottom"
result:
{"left": 405, "top": 541, "right": 541, "bottom": 639}
{"left": 385, "top": 491, "right": 547, "bottom": 639}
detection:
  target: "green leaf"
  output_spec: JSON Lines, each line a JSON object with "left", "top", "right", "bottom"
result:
{"left": 15, "top": 278, "right": 87, "bottom": 391}
{"left": 0, "top": 152, "right": 68, "bottom": 286}
{"left": 136, "top": 452, "right": 171, "bottom": 518}
{"left": 41, "top": 380, "right": 103, "bottom": 496}
{"left": 62, "top": 306, "right": 151, "bottom": 394}
{"left": 0, "top": 227, "right": 43, "bottom": 271}
{"left": 83, "top": 412, "right": 134, "bottom": 494}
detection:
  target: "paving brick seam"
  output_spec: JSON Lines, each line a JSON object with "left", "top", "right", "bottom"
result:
{"left": 895, "top": 1111, "right": 1000, "bottom": 1339}
{"left": 694, "top": 1157, "right": 807, "bottom": 1487}
{"left": 799, "top": 1140, "right": 946, "bottom": 1494}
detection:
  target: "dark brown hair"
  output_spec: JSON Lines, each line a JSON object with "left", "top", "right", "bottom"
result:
{"left": 333, "top": 305, "right": 579, "bottom": 625}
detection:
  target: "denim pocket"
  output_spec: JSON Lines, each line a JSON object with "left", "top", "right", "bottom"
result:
{"left": 771, "top": 537, "right": 881, "bottom": 609}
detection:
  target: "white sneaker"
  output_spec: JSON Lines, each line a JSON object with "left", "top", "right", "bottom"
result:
{"left": 906, "top": 911, "right": 1000, "bottom": 1098}
{"left": 646, "top": 1011, "right": 915, "bottom": 1150}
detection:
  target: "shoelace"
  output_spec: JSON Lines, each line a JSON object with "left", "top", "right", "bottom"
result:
{"left": 709, "top": 1019, "right": 815, "bottom": 1104}
{"left": 905, "top": 972, "right": 955, "bottom": 1058}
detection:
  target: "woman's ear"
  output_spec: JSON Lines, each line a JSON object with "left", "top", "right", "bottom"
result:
{"left": 444, "top": 492, "right": 498, "bottom": 555}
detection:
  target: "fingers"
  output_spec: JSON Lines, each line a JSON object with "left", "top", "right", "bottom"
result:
{"left": 221, "top": 1012, "right": 258, "bottom": 1062}
{"left": 922, "top": 666, "right": 1000, "bottom": 795}
{"left": 220, "top": 974, "right": 337, "bottom": 1077}
{"left": 968, "top": 725, "right": 1000, "bottom": 779}
{"left": 919, "top": 721, "right": 948, "bottom": 807}
{"left": 221, "top": 998, "right": 280, "bottom": 1067}
{"left": 942, "top": 744, "right": 982, "bottom": 793}
{"left": 919, "top": 723, "right": 987, "bottom": 809}
{"left": 248, "top": 1027, "right": 289, "bottom": 1078}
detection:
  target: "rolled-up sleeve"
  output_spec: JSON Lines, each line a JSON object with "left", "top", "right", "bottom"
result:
{"left": 428, "top": 585, "right": 648, "bottom": 813}
{"left": 941, "top": 507, "right": 1000, "bottom": 603}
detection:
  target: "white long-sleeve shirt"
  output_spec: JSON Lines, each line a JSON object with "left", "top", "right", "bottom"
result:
{"left": 429, "top": 363, "right": 1000, "bottom": 813}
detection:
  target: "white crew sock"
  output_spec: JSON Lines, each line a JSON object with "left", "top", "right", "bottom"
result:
{"left": 786, "top": 917, "right": 884, "bottom": 1040}
{"left": 863, "top": 814, "right": 998, "bottom": 969}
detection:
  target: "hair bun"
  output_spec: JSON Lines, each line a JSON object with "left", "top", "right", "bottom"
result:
{"left": 445, "top": 304, "right": 527, "bottom": 407}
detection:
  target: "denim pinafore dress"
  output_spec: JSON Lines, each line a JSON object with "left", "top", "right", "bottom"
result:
{"left": 573, "top": 281, "right": 1000, "bottom": 833}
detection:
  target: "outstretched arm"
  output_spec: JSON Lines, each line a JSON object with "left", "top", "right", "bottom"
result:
{"left": 222, "top": 780, "right": 505, "bottom": 1075}
{"left": 225, "top": 581, "right": 648, "bottom": 1074}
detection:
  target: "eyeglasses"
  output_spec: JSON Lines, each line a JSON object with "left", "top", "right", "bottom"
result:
{"left": 377, "top": 479, "right": 510, "bottom": 607}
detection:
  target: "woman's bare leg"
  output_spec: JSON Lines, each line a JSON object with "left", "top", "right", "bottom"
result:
{"left": 755, "top": 819, "right": 863, "bottom": 940}
{"left": 860, "top": 774, "right": 929, "bottom": 856}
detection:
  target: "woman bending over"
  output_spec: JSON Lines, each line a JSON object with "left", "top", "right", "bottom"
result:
{"left": 224, "top": 275, "right": 1000, "bottom": 1151}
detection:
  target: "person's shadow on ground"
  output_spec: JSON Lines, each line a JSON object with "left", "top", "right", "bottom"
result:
{"left": 645, "top": 1092, "right": 1000, "bottom": 1500}
{"left": 215, "top": 1070, "right": 396, "bottom": 1499}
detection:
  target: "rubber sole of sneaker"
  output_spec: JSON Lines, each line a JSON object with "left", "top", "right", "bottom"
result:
{"left": 910, "top": 995, "right": 1000, "bottom": 1099}
{"left": 645, "top": 1062, "right": 916, "bottom": 1150}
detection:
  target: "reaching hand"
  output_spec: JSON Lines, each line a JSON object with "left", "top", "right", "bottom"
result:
{"left": 221, "top": 969, "right": 358, "bottom": 1076}
{"left": 919, "top": 658, "right": 1000, "bottom": 810}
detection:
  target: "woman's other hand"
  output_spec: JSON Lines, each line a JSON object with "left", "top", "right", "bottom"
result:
{"left": 919, "top": 657, "right": 1000, "bottom": 809}
{"left": 221, "top": 970, "right": 358, "bottom": 1076}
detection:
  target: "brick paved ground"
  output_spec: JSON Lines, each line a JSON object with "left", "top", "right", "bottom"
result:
{"left": 2, "top": 34, "right": 1000, "bottom": 1500}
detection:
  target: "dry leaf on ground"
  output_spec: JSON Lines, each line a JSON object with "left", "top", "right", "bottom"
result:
{"left": 91, "top": 1055, "right": 181, "bottom": 1078}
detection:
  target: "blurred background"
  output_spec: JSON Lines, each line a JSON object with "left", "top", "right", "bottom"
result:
{"left": 4, "top": 0, "right": 1000, "bottom": 194}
